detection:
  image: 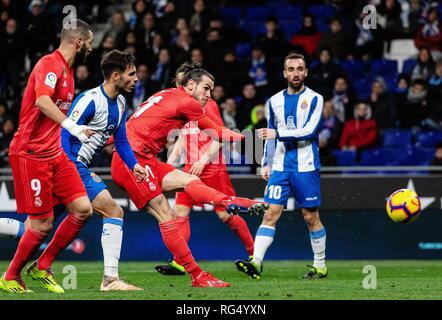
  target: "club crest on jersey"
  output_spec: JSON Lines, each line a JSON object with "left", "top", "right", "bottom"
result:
{"left": 301, "top": 100, "right": 308, "bottom": 109}
{"left": 148, "top": 181, "right": 157, "bottom": 191}
{"left": 34, "top": 197, "right": 42, "bottom": 207}
{"left": 91, "top": 172, "right": 102, "bottom": 183}
{"left": 286, "top": 116, "right": 296, "bottom": 129}
{"left": 45, "top": 72, "right": 57, "bottom": 89}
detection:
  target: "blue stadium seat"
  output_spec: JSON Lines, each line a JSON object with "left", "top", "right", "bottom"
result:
{"left": 371, "top": 59, "right": 398, "bottom": 77}
{"left": 332, "top": 150, "right": 357, "bottom": 166}
{"left": 339, "top": 59, "right": 366, "bottom": 78}
{"left": 414, "top": 131, "right": 442, "bottom": 147}
{"left": 235, "top": 42, "right": 252, "bottom": 61}
{"left": 245, "top": 6, "right": 270, "bottom": 22}
{"left": 359, "top": 148, "right": 393, "bottom": 166}
{"left": 279, "top": 20, "right": 302, "bottom": 40}
{"left": 353, "top": 76, "right": 371, "bottom": 100}
{"left": 382, "top": 129, "right": 412, "bottom": 148}
{"left": 220, "top": 7, "right": 242, "bottom": 25}
{"left": 307, "top": 5, "right": 335, "bottom": 20}
{"left": 390, "top": 147, "right": 434, "bottom": 166}
{"left": 239, "top": 21, "right": 266, "bottom": 38}
{"left": 402, "top": 58, "right": 417, "bottom": 75}
{"left": 316, "top": 19, "right": 329, "bottom": 32}
{"left": 273, "top": 5, "right": 303, "bottom": 22}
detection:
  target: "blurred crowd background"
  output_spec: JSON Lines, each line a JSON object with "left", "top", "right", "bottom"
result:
{"left": 0, "top": 0, "right": 441, "bottom": 172}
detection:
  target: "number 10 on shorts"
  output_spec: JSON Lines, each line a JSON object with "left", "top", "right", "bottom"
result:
{"left": 268, "top": 185, "right": 282, "bottom": 200}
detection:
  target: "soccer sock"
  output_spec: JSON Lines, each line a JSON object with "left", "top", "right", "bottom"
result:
{"left": 159, "top": 220, "right": 202, "bottom": 278}
{"left": 252, "top": 225, "right": 276, "bottom": 267}
{"left": 101, "top": 217, "right": 123, "bottom": 279}
{"left": 0, "top": 218, "right": 25, "bottom": 239}
{"left": 4, "top": 228, "right": 47, "bottom": 280}
{"left": 225, "top": 215, "right": 254, "bottom": 256}
{"left": 310, "top": 228, "right": 327, "bottom": 269}
{"left": 175, "top": 216, "right": 190, "bottom": 243}
{"left": 37, "top": 214, "right": 87, "bottom": 270}
{"left": 184, "top": 179, "right": 229, "bottom": 207}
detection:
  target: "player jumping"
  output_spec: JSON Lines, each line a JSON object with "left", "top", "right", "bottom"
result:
{"left": 154, "top": 63, "right": 255, "bottom": 276}
{"left": 111, "top": 67, "right": 269, "bottom": 287}
{"left": 235, "top": 53, "right": 328, "bottom": 280}
{"left": 0, "top": 20, "right": 95, "bottom": 293}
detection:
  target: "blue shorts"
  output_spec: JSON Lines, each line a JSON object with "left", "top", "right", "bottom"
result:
{"left": 75, "top": 162, "right": 107, "bottom": 201}
{"left": 264, "top": 170, "right": 321, "bottom": 208}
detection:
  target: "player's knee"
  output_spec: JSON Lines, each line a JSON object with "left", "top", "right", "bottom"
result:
{"left": 32, "top": 221, "right": 53, "bottom": 234}
{"left": 263, "top": 208, "right": 280, "bottom": 225}
{"left": 72, "top": 202, "right": 93, "bottom": 221}
{"left": 105, "top": 201, "right": 124, "bottom": 218}
{"left": 302, "top": 208, "right": 319, "bottom": 226}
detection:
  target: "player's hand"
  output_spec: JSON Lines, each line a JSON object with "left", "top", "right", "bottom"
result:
{"left": 189, "top": 160, "right": 205, "bottom": 176}
{"left": 133, "top": 163, "right": 148, "bottom": 182}
{"left": 258, "top": 128, "right": 277, "bottom": 140}
{"left": 224, "top": 130, "right": 244, "bottom": 142}
{"left": 261, "top": 166, "right": 271, "bottom": 181}
{"left": 61, "top": 118, "right": 95, "bottom": 143}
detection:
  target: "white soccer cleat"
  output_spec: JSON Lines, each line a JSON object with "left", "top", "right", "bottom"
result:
{"left": 100, "top": 279, "right": 144, "bottom": 291}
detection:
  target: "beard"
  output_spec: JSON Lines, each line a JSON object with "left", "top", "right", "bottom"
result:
{"left": 288, "top": 78, "right": 303, "bottom": 91}
{"left": 192, "top": 91, "right": 207, "bottom": 106}
{"left": 74, "top": 45, "right": 89, "bottom": 65}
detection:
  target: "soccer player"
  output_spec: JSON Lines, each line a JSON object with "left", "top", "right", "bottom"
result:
{"left": 0, "top": 19, "right": 95, "bottom": 293}
{"left": 111, "top": 67, "right": 269, "bottom": 287}
{"left": 235, "top": 53, "right": 328, "bottom": 280}
{"left": 61, "top": 50, "right": 148, "bottom": 291}
{"left": 154, "top": 63, "right": 255, "bottom": 276}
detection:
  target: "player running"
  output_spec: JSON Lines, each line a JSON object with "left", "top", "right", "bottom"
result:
{"left": 235, "top": 53, "right": 328, "bottom": 280}
{"left": 111, "top": 67, "right": 268, "bottom": 287}
{"left": 0, "top": 20, "right": 95, "bottom": 293}
{"left": 155, "top": 63, "right": 255, "bottom": 276}
{"left": 61, "top": 50, "right": 147, "bottom": 291}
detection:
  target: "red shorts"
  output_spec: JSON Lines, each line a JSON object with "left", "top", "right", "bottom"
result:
{"left": 175, "top": 166, "right": 236, "bottom": 212}
{"left": 111, "top": 152, "right": 175, "bottom": 210}
{"left": 9, "top": 152, "right": 87, "bottom": 219}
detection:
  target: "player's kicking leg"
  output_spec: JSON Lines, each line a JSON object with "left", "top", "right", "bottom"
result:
{"left": 301, "top": 207, "right": 328, "bottom": 279}
{"left": 235, "top": 204, "right": 283, "bottom": 279}
{"left": 91, "top": 189, "right": 143, "bottom": 291}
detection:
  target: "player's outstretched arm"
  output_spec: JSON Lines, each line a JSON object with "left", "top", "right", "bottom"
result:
{"left": 197, "top": 115, "right": 244, "bottom": 142}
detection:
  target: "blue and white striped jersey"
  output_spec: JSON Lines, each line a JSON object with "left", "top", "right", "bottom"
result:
{"left": 61, "top": 84, "right": 137, "bottom": 170}
{"left": 262, "top": 86, "right": 323, "bottom": 172}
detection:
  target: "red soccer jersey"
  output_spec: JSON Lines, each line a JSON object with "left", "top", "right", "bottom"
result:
{"left": 127, "top": 87, "right": 206, "bottom": 157}
{"left": 9, "top": 50, "right": 74, "bottom": 158}
{"left": 182, "top": 98, "right": 226, "bottom": 175}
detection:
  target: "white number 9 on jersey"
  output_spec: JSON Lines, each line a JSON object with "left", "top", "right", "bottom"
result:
{"left": 30, "top": 179, "right": 41, "bottom": 197}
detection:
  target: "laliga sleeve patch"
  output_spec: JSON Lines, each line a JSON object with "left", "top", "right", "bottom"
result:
{"left": 44, "top": 72, "right": 57, "bottom": 89}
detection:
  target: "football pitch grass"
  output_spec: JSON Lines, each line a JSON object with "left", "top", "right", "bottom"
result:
{"left": 1, "top": 260, "right": 442, "bottom": 300}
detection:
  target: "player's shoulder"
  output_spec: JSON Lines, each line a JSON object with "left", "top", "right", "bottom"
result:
{"left": 268, "top": 89, "right": 286, "bottom": 106}
{"left": 73, "top": 86, "right": 98, "bottom": 108}
{"left": 35, "top": 51, "right": 63, "bottom": 71}
{"left": 304, "top": 86, "right": 324, "bottom": 101}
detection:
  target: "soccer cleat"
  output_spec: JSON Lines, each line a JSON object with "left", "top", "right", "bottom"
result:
{"left": 191, "top": 272, "right": 230, "bottom": 288}
{"left": 301, "top": 265, "right": 328, "bottom": 279}
{"left": 235, "top": 259, "right": 262, "bottom": 279}
{"left": 26, "top": 261, "right": 64, "bottom": 293}
{"left": 223, "top": 197, "right": 269, "bottom": 216}
{"left": 100, "top": 278, "right": 144, "bottom": 291}
{"left": 0, "top": 274, "right": 33, "bottom": 293}
{"left": 155, "top": 260, "right": 186, "bottom": 276}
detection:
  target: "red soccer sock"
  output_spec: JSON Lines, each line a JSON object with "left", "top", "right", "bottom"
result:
{"left": 175, "top": 216, "right": 190, "bottom": 243}
{"left": 184, "top": 179, "right": 229, "bottom": 207}
{"left": 159, "top": 220, "right": 202, "bottom": 278}
{"left": 5, "top": 228, "right": 47, "bottom": 280}
{"left": 225, "top": 215, "right": 255, "bottom": 256}
{"left": 37, "top": 214, "right": 87, "bottom": 270}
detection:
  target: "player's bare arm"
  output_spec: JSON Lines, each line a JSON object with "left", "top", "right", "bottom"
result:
{"left": 189, "top": 140, "right": 222, "bottom": 176}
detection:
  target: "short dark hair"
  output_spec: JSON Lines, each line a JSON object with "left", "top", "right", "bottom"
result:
{"left": 174, "top": 62, "right": 202, "bottom": 86}
{"left": 284, "top": 53, "right": 307, "bottom": 68}
{"left": 180, "top": 68, "right": 214, "bottom": 86}
{"left": 61, "top": 19, "right": 93, "bottom": 42}
{"left": 101, "top": 50, "right": 136, "bottom": 79}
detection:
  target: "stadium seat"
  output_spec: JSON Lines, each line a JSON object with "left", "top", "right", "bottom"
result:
{"left": 370, "top": 59, "right": 398, "bottom": 78}
{"left": 273, "top": 5, "right": 303, "bottom": 22}
{"left": 402, "top": 58, "right": 417, "bottom": 75}
{"left": 390, "top": 147, "right": 434, "bottom": 166}
{"left": 382, "top": 129, "right": 412, "bottom": 148}
{"left": 235, "top": 42, "right": 252, "bottom": 61}
{"left": 239, "top": 21, "right": 266, "bottom": 38}
{"left": 316, "top": 19, "right": 329, "bottom": 32}
{"left": 414, "top": 131, "right": 442, "bottom": 148}
{"left": 359, "top": 148, "right": 393, "bottom": 166}
{"left": 353, "top": 76, "right": 371, "bottom": 100}
{"left": 279, "top": 21, "right": 302, "bottom": 40}
{"left": 332, "top": 150, "right": 357, "bottom": 166}
{"left": 383, "top": 39, "right": 418, "bottom": 72}
{"left": 339, "top": 59, "right": 366, "bottom": 78}
{"left": 220, "top": 7, "right": 242, "bottom": 25}
{"left": 307, "top": 5, "right": 335, "bottom": 20}
{"left": 245, "top": 6, "right": 270, "bottom": 22}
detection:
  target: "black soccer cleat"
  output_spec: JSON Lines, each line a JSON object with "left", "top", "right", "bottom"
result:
{"left": 235, "top": 259, "right": 263, "bottom": 279}
{"left": 155, "top": 260, "right": 186, "bottom": 276}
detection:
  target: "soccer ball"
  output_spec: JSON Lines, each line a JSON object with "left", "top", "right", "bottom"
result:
{"left": 386, "top": 189, "right": 421, "bottom": 224}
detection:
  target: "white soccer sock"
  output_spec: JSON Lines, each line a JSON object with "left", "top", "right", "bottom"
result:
{"left": 310, "top": 228, "right": 326, "bottom": 269}
{"left": 101, "top": 218, "right": 123, "bottom": 278}
{"left": 0, "top": 218, "right": 25, "bottom": 239}
{"left": 252, "top": 225, "right": 276, "bottom": 267}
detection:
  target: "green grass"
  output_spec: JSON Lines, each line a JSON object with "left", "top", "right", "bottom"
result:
{"left": 1, "top": 260, "right": 442, "bottom": 300}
